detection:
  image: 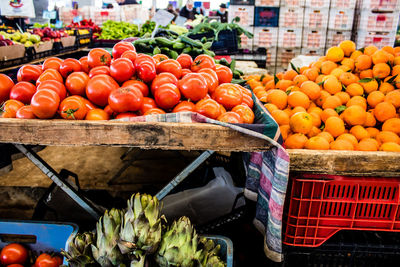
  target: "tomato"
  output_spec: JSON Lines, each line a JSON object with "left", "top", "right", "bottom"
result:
{"left": 36, "top": 80, "right": 67, "bottom": 101}
{"left": 154, "top": 83, "right": 181, "bottom": 110}
{"left": 88, "top": 48, "right": 112, "bottom": 68}
{"left": 65, "top": 72, "right": 89, "bottom": 96}
{"left": 215, "top": 64, "right": 233, "bottom": 84}
{"left": 0, "top": 74, "right": 14, "bottom": 104}
{"left": 108, "top": 86, "right": 143, "bottom": 113}
{"left": 198, "top": 68, "right": 218, "bottom": 82}
{"left": 151, "top": 73, "right": 178, "bottom": 95}
{"left": 36, "top": 69, "right": 63, "bottom": 86}
{"left": 212, "top": 84, "right": 243, "bottom": 110}
{"left": 115, "top": 112, "right": 137, "bottom": 119}
{"left": 177, "top": 54, "right": 193, "bottom": 69}
{"left": 34, "top": 253, "right": 62, "bottom": 267}
{"left": 139, "top": 97, "right": 157, "bottom": 114}
{"left": 8, "top": 264, "right": 24, "bottom": 267}
{"left": 86, "top": 74, "right": 119, "bottom": 107}
{"left": 181, "top": 69, "right": 191, "bottom": 77}
{"left": 1, "top": 99, "right": 24, "bottom": 118}
{"left": 59, "top": 58, "right": 82, "bottom": 78}
{"left": 178, "top": 73, "right": 207, "bottom": 101}
{"left": 16, "top": 105, "right": 36, "bottom": 119}
{"left": 122, "top": 80, "right": 149, "bottom": 97}
{"left": 112, "top": 41, "right": 135, "bottom": 59}
{"left": 156, "top": 59, "right": 182, "bottom": 79}
{"left": 153, "top": 54, "right": 169, "bottom": 63}
{"left": 10, "top": 81, "right": 37, "bottom": 104}
{"left": 42, "top": 57, "right": 63, "bottom": 72}
{"left": 89, "top": 66, "right": 110, "bottom": 78}
{"left": 17, "top": 64, "right": 42, "bottom": 83}
{"left": 144, "top": 108, "right": 165, "bottom": 115}
{"left": 232, "top": 104, "right": 254, "bottom": 124}
{"left": 137, "top": 61, "right": 156, "bottom": 83}
{"left": 79, "top": 56, "right": 90, "bottom": 73}
{"left": 219, "top": 103, "right": 226, "bottom": 114}
{"left": 59, "top": 96, "right": 87, "bottom": 120}
{"left": 195, "top": 99, "right": 222, "bottom": 119}
{"left": 31, "top": 89, "right": 60, "bottom": 119}
{"left": 0, "top": 243, "right": 28, "bottom": 265}
{"left": 104, "top": 105, "right": 116, "bottom": 117}
{"left": 121, "top": 50, "right": 137, "bottom": 64}
{"left": 218, "top": 111, "right": 244, "bottom": 123}
{"left": 110, "top": 58, "right": 135, "bottom": 83}
{"left": 199, "top": 72, "right": 218, "bottom": 94}
{"left": 172, "top": 101, "right": 196, "bottom": 113}
{"left": 135, "top": 54, "right": 156, "bottom": 68}
{"left": 191, "top": 54, "right": 216, "bottom": 72}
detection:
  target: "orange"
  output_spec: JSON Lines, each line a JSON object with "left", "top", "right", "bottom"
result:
{"left": 382, "top": 46, "right": 395, "bottom": 55}
{"left": 355, "top": 55, "right": 372, "bottom": 70}
{"left": 374, "top": 102, "right": 396, "bottom": 122}
{"left": 311, "top": 61, "right": 322, "bottom": 69}
{"left": 316, "top": 90, "right": 331, "bottom": 107}
{"left": 271, "top": 109, "right": 290, "bottom": 126}
{"left": 350, "top": 125, "right": 369, "bottom": 141}
{"left": 339, "top": 72, "right": 358, "bottom": 86}
{"left": 376, "top": 131, "right": 400, "bottom": 144}
{"left": 379, "top": 142, "right": 400, "bottom": 152}
{"left": 366, "top": 127, "right": 380, "bottom": 138}
{"left": 276, "top": 79, "right": 294, "bottom": 91}
{"left": 264, "top": 103, "right": 278, "bottom": 113}
{"left": 285, "top": 133, "right": 308, "bottom": 149}
{"left": 291, "top": 106, "right": 307, "bottom": 116}
{"left": 339, "top": 40, "right": 356, "bottom": 57}
{"left": 320, "top": 61, "right": 337, "bottom": 75}
{"left": 337, "top": 133, "right": 359, "bottom": 148}
{"left": 286, "top": 85, "right": 300, "bottom": 94}
{"left": 371, "top": 50, "right": 390, "bottom": 64}
{"left": 364, "top": 111, "right": 377, "bottom": 127}
{"left": 261, "top": 74, "right": 273, "bottom": 84}
{"left": 364, "top": 45, "right": 378, "bottom": 56}
{"left": 305, "top": 136, "right": 330, "bottom": 150}
{"left": 309, "top": 112, "right": 321, "bottom": 127}
{"left": 267, "top": 89, "right": 288, "bottom": 109}
{"left": 350, "top": 50, "right": 363, "bottom": 60}
{"left": 392, "top": 65, "right": 400, "bottom": 76}
{"left": 289, "top": 112, "right": 313, "bottom": 134}
{"left": 341, "top": 58, "right": 355, "bottom": 71}
{"left": 323, "top": 76, "right": 342, "bottom": 94}
{"left": 322, "top": 95, "right": 342, "bottom": 110}
{"left": 300, "top": 81, "right": 321, "bottom": 100}
{"left": 307, "top": 106, "right": 323, "bottom": 116}
{"left": 293, "top": 74, "right": 308, "bottom": 86}
{"left": 359, "top": 69, "right": 373, "bottom": 79}
{"left": 276, "top": 72, "right": 284, "bottom": 80}
{"left": 330, "top": 68, "right": 345, "bottom": 79}
{"left": 320, "top": 108, "right": 339, "bottom": 123}
{"left": 315, "top": 74, "right": 326, "bottom": 84}
{"left": 288, "top": 91, "right": 310, "bottom": 109}
{"left": 395, "top": 75, "right": 400, "bottom": 89}
{"left": 367, "top": 91, "right": 385, "bottom": 108}
{"left": 360, "top": 78, "right": 378, "bottom": 94}
{"left": 325, "top": 116, "right": 345, "bottom": 137}
{"left": 330, "top": 139, "right": 354, "bottom": 150}
{"left": 394, "top": 56, "right": 400, "bottom": 65}
{"left": 335, "top": 91, "right": 351, "bottom": 105}
{"left": 346, "top": 83, "right": 364, "bottom": 96}
{"left": 307, "top": 126, "right": 322, "bottom": 138}
{"left": 317, "top": 132, "right": 334, "bottom": 143}
{"left": 346, "top": 96, "right": 367, "bottom": 110}
{"left": 357, "top": 138, "right": 379, "bottom": 151}
{"left": 382, "top": 118, "right": 400, "bottom": 134}
{"left": 283, "top": 69, "right": 298, "bottom": 80}
{"left": 372, "top": 63, "right": 391, "bottom": 79}
{"left": 280, "top": 125, "right": 291, "bottom": 140}
{"left": 299, "top": 66, "right": 309, "bottom": 74}
{"left": 303, "top": 68, "right": 319, "bottom": 81}
{"left": 326, "top": 46, "right": 345, "bottom": 62}
{"left": 384, "top": 90, "right": 400, "bottom": 108}
{"left": 343, "top": 105, "right": 367, "bottom": 126}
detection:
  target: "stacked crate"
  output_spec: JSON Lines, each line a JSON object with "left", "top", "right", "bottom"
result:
{"left": 228, "top": 4, "right": 255, "bottom": 51}
{"left": 354, "top": 0, "right": 400, "bottom": 48}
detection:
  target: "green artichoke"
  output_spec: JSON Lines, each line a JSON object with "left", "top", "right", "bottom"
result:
{"left": 62, "top": 231, "right": 98, "bottom": 266}
{"left": 198, "top": 237, "right": 226, "bottom": 267}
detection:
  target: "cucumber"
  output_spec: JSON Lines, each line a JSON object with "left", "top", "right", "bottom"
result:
{"left": 219, "top": 58, "right": 230, "bottom": 66}
{"left": 133, "top": 38, "right": 152, "bottom": 45}
{"left": 153, "top": 46, "right": 161, "bottom": 55}
{"left": 203, "top": 49, "right": 215, "bottom": 57}
{"left": 182, "top": 47, "right": 192, "bottom": 54}
{"left": 233, "top": 70, "right": 241, "bottom": 79}
{"left": 201, "top": 37, "right": 208, "bottom": 43}
{"left": 155, "top": 37, "right": 175, "bottom": 47}
{"left": 179, "top": 35, "right": 203, "bottom": 48}
{"left": 203, "top": 41, "right": 213, "bottom": 50}
{"left": 160, "top": 47, "right": 170, "bottom": 54}
{"left": 172, "top": 41, "right": 186, "bottom": 50}
{"left": 169, "top": 50, "right": 179, "bottom": 60}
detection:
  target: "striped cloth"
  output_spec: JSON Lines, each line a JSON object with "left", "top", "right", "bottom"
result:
{"left": 117, "top": 95, "right": 290, "bottom": 262}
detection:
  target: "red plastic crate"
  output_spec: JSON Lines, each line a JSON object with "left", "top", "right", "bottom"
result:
{"left": 283, "top": 174, "right": 400, "bottom": 247}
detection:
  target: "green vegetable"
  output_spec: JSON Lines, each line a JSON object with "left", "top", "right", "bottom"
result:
{"left": 179, "top": 35, "right": 203, "bottom": 48}
{"left": 169, "top": 50, "right": 179, "bottom": 60}
{"left": 172, "top": 41, "right": 185, "bottom": 50}
{"left": 155, "top": 37, "right": 174, "bottom": 47}
{"left": 153, "top": 46, "right": 161, "bottom": 54}
{"left": 97, "top": 20, "right": 139, "bottom": 40}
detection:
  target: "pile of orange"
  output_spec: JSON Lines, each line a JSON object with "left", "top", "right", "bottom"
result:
{"left": 246, "top": 41, "right": 400, "bottom": 152}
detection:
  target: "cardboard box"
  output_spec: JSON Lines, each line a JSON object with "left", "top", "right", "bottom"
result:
{"left": 33, "top": 41, "right": 53, "bottom": 53}
{"left": 0, "top": 44, "right": 25, "bottom": 61}
{"left": 61, "top": 36, "right": 76, "bottom": 48}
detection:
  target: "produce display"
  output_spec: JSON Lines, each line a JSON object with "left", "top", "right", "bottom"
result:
{"left": 62, "top": 193, "right": 226, "bottom": 267}
{"left": 96, "top": 20, "right": 155, "bottom": 40}
{"left": 30, "top": 27, "right": 69, "bottom": 42}
{"left": 0, "top": 31, "right": 47, "bottom": 47}
{"left": 0, "top": 243, "right": 62, "bottom": 266}
{"left": 66, "top": 19, "right": 102, "bottom": 36}
{"left": 247, "top": 41, "right": 400, "bottom": 152}
{"left": 0, "top": 41, "right": 254, "bottom": 124}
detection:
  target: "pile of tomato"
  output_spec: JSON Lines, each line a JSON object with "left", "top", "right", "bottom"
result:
{"left": 0, "top": 243, "right": 62, "bottom": 267}
{"left": 0, "top": 42, "right": 255, "bottom": 124}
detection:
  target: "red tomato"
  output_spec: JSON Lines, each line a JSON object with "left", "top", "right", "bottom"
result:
{"left": 59, "top": 58, "right": 82, "bottom": 78}
{"left": 232, "top": 104, "right": 254, "bottom": 124}
{"left": 195, "top": 99, "right": 222, "bottom": 119}
{"left": 8, "top": 264, "right": 24, "bottom": 267}
{"left": 198, "top": 68, "right": 218, "bottom": 82}
{"left": 112, "top": 41, "right": 135, "bottom": 59}
{"left": 17, "top": 64, "right": 42, "bottom": 83}
{"left": 199, "top": 72, "right": 218, "bottom": 94}
{"left": 110, "top": 58, "right": 135, "bottom": 83}
{"left": 135, "top": 54, "right": 156, "bottom": 68}
{"left": 77, "top": 96, "right": 97, "bottom": 111}
{"left": 115, "top": 112, "right": 137, "bottom": 119}
{"left": 0, "top": 74, "right": 14, "bottom": 104}
{"left": 177, "top": 54, "right": 193, "bottom": 69}
{"left": 36, "top": 80, "right": 67, "bottom": 101}
{"left": 215, "top": 64, "right": 233, "bottom": 84}
{"left": 151, "top": 73, "right": 178, "bottom": 95}
{"left": 104, "top": 105, "right": 116, "bottom": 117}
{"left": 181, "top": 69, "right": 191, "bottom": 77}
{"left": 154, "top": 83, "right": 181, "bottom": 110}
{"left": 241, "top": 93, "right": 254, "bottom": 108}
{"left": 89, "top": 66, "right": 110, "bottom": 78}
{"left": 144, "top": 108, "right": 165, "bottom": 115}
{"left": 122, "top": 80, "right": 149, "bottom": 97}
{"left": 85, "top": 108, "right": 110, "bottom": 120}
{"left": 217, "top": 111, "right": 243, "bottom": 123}
{"left": 88, "top": 48, "right": 112, "bottom": 68}
{"left": 42, "top": 57, "right": 63, "bottom": 72}
{"left": 212, "top": 84, "right": 243, "bottom": 110}
{"left": 10, "top": 81, "right": 37, "bottom": 104}
{"left": 59, "top": 96, "right": 87, "bottom": 120}
{"left": 219, "top": 103, "right": 226, "bottom": 114}
{"left": 36, "top": 69, "right": 63, "bottom": 86}
{"left": 0, "top": 243, "right": 28, "bottom": 265}
{"left": 139, "top": 97, "right": 157, "bottom": 114}
{"left": 79, "top": 56, "right": 90, "bottom": 73}
{"left": 191, "top": 54, "right": 216, "bottom": 72}
{"left": 31, "top": 89, "right": 60, "bottom": 119}
{"left": 121, "top": 50, "right": 137, "bottom": 64}
{"left": 34, "top": 253, "right": 62, "bottom": 267}
{"left": 156, "top": 59, "right": 182, "bottom": 79}
{"left": 16, "top": 105, "right": 36, "bottom": 119}
{"left": 172, "top": 101, "right": 195, "bottom": 113}
{"left": 65, "top": 72, "right": 90, "bottom": 96}
{"left": 137, "top": 61, "right": 156, "bottom": 83}
{"left": 153, "top": 54, "right": 169, "bottom": 63}
{"left": 108, "top": 86, "right": 143, "bottom": 113}
{"left": 178, "top": 73, "right": 207, "bottom": 101}
{"left": 1, "top": 100, "right": 24, "bottom": 118}
{"left": 86, "top": 74, "right": 119, "bottom": 107}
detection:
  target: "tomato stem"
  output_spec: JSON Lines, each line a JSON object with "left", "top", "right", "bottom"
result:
{"left": 62, "top": 108, "right": 79, "bottom": 119}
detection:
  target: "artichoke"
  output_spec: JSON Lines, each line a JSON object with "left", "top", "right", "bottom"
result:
{"left": 91, "top": 208, "right": 125, "bottom": 267}
{"left": 198, "top": 237, "right": 226, "bottom": 267}
{"left": 62, "top": 232, "right": 98, "bottom": 267}
{"left": 118, "top": 193, "right": 164, "bottom": 266}
{"left": 155, "top": 216, "right": 202, "bottom": 267}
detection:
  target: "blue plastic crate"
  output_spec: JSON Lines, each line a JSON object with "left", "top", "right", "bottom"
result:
{"left": 203, "top": 235, "right": 233, "bottom": 267}
{"left": 254, "top": 7, "right": 280, "bottom": 27}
